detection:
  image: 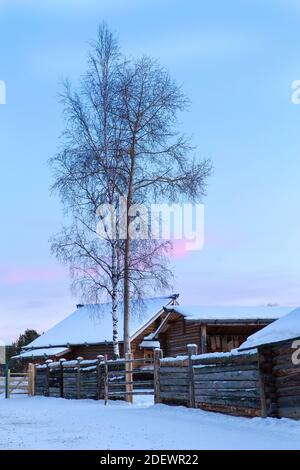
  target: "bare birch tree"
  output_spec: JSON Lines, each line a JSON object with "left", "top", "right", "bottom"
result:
{"left": 113, "top": 57, "right": 212, "bottom": 354}
{"left": 50, "top": 24, "right": 174, "bottom": 358}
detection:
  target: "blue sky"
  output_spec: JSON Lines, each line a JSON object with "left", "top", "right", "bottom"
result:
{"left": 1, "top": 0, "right": 300, "bottom": 342}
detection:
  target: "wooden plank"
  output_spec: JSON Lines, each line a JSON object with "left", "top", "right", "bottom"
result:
{"left": 194, "top": 370, "right": 259, "bottom": 381}
{"left": 277, "top": 407, "right": 300, "bottom": 419}
{"left": 125, "top": 353, "right": 133, "bottom": 404}
{"left": 257, "top": 350, "right": 267, "bottom": 418}
{"left": 193, "top": 380, "right": 258, "bottom": 389}
{"left": 194, "top": 364, "right": 258, "bottom": 374}
{"left": 194, "top": 387, "right": 259, "bottom": 398}
{"left": 195, "top": 396, "right": 260, "bottom": 409}
{"left": 200, "top": 325, "right": 207, "bottom": 354}
{"left": 154, "top": 348, "right": 162, "bottom": 404}
{"left": 196, "top": 403, "right": 261, "bottom": 417}
{"left": 188, "top": 344, "right": 197, "bottom": 408}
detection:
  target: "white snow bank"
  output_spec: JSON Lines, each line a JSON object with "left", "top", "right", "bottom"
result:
{"left": 0, "top": 396, "right": 299, "bottom": 450}
{"left": 239, "top": 307, "right": 300, "bottom": 350}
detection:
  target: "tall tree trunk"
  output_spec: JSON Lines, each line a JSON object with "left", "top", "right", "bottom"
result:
{"left": 123, "top": 235, "right": 130, "bottom": 355}
{"left": 111, "top": 244, "right": 120, "bottom": 359}
{"left": 123, "top": 141, "right": 135, "bottom": 355}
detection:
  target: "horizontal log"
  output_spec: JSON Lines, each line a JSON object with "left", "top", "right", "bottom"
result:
{"left": 276, "top": 385, "right": 300, "bottom": 397}
{"left": 194, "top": 364, "right": 258, "bottom": 375}
{"left": 194, "top": 380, "right": 258, "bottom": 389}
{"left": 196, "top": 402, "right": 261, "bottom": 417}
{"left": 160, "top": 362, "right": 188, "bottom": 368}
{"left": 277, "top": 395, "right": 300, "bottom": 408}
{"left": 273, "top": 365, "right": 300, "bottom": 378}
{"left": 194, "top": 388, "right": 259, "bottom": 398}
{"left": 195, "top": 396, "right": 260, "bottom": 409}
{"left": 161, "top": 385, "right": 188, "bottom": 392}
{"left": 277, "top": 407, "right": 300, "bottom": 419}
{"left": 160, "top": 367, "right": 188, "bottom": 375}
{"left": 160, "top": 391, "right": 188, "bottom": 399}
{"left": 160, "top": 377, "right": 188, "bottom": 386}
{"left": 193, "top": 354, "right": 258, "bottom": 367}
{"left": 193, "top": 370, "right": 259, "bottom": 381}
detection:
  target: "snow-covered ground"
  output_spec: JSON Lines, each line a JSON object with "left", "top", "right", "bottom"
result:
{"left": 0, "top": 396, "right": 299, "bottom": 450}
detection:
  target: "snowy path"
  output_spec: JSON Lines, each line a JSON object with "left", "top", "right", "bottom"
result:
{"left": 0, "top": 396, "right": 299, "bottom": 450}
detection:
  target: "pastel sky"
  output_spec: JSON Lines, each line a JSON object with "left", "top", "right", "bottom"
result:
{"left": 1, "top": 0, "right": 300, "bottom": 343}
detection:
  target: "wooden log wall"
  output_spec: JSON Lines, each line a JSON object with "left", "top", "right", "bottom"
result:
{"left": 159, "top": 348, "right": 262, "bottom": 417}
{"left": 193, "top": 352, "right": 261, "bottom": 417}
{"left": 159, "top": 356, "right": 190, "bottom": 406}
{"left": 259, "top": 340, "right": 300, "bottom": 419}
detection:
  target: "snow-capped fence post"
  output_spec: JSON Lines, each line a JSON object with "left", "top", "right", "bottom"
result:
{"left": 125, "top": 353, "right": 133, "bottom": 404}
{"left": 154, "top": 348, "right": 163, "bottom": 404}
{"left": 96, "top": 355, "right": 104, "bottom": 400}
{"left": 59, "top": 358, "right": 66, "bottom": 398}
{"left": 104, "top": 354, "right": 108, "bottom": 405}
{"left": 45, "top": 359, "right": 53, "bottom": 397}
{"left": 76, "top": 357, "right": 83, "bottom": 399}
{"left": 187, "top": 344, "right": 197, "bottom": 408}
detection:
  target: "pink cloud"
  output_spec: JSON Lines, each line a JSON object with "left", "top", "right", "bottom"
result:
{"left": 171, "top": 240, "right": 189, "bottom": 258}
{"left": 0, "top": 267, "right": 67, "bottom": 285}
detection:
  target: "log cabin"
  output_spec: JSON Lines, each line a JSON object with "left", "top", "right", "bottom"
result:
{"left": 14, "top": 295, "right": 179, "bottom": 362}
{"left": 14, "top": 299, "right": 296, "bottom": 363}
{"left": 151, "top": 305, "right": 296, "bottom": 357}
{"left": 239, "top": 306, "right": 300, "bottom": 419}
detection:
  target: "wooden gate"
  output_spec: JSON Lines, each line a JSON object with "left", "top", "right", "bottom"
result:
{"left": 104, "top": 353, "right": 154, "bottom": 404}
{"left": 5, "top": 364, "right": 35, "bottom": 398}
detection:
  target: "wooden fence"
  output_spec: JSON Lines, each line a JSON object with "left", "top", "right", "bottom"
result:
{"left": 156, "top": 345, "right": 263, "bottom": 417}
{"left": 34, "top": 343, "right": 300, "bottom": 420}
{"left": 35, "top": 355, "right": 154, "bottom": 402}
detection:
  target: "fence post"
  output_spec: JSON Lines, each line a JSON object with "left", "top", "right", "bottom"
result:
{"left": 96, "top": 355, "right": 104, "bottom": 400}
{"left": 5, "top": 366, "right": 10, "bottom": 399}
{"left": 187, "top": 344, "right": 197, "bottom": 408}
{"left": 104, "top": 354, "right": 108, "bottom": 405}
{"left": 154, "top": 348, "right": 162, "bottom": 404}
{"left": 125, "top": 353, "right": 133, "bottom": 404}
{"left": 28, "top": 363, "right": 35, "bottom": 396}
{"left": 76, "top": 357, "right": 83, "bottom": 399}
{"left": 59, "top": 358, "right": 66, "bottom": 398}
{"left": 45, "top": 359, "right": 53, "bottom": 397}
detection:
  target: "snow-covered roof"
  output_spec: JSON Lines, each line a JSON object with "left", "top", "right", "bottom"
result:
{"left": 166, "top": 305, "right": 295, "bottom": 322}
{"left": 239, "top": 307, "right": 300, "bottom": 350}
{"left": 24, "top": 297, "right": 174, "bottom": 349}
{"left": 139, "top": 340, "right": 160, "bottom": 349}
{"left": 13, "top": 347, "right": 70, "bottom": 359}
